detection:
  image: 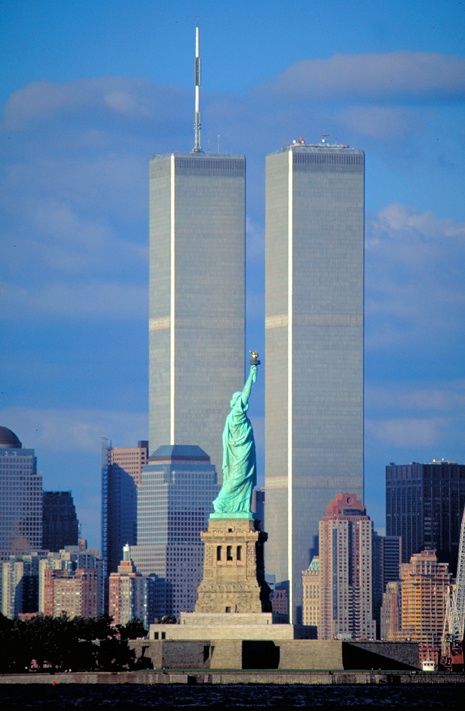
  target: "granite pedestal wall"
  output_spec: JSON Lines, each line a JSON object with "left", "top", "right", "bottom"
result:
{"left": 195, "top": 517, "right": 271, "bottom": 613}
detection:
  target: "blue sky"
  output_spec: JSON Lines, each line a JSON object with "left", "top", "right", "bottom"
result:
{"left": 1, "top": 0, "right": 465, "bottom": 546}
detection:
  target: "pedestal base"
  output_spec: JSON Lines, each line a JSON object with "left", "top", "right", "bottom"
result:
{"left": 195, "top": 517, "right": 270, "bottom": 614}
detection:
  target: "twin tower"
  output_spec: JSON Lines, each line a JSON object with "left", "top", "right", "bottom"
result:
{"left": 148, "top": 141, "right": 364, "bottom": 623}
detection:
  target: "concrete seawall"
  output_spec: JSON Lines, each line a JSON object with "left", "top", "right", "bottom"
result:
{"left": 0, "top": 670, "right": 464, "bottom": 685}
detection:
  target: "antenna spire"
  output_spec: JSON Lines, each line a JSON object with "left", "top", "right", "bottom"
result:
{"left": 193, "top": 26, "right": 202, "bottom": 153}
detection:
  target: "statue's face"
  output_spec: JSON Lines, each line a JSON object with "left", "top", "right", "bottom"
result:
{"left": 230, "top": 392, "right": 241, "bottom": 408}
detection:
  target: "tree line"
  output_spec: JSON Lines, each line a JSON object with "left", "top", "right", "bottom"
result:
{"left": 0, "top": 614, "right": 148, "bottom": 673}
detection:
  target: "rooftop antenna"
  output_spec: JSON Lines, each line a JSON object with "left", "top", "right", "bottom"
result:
{"left": 193, "top": 26, "right": 202, "bottom": 153}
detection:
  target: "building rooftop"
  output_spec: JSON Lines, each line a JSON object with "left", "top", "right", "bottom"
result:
{"left": 0, "top": 426, "right": 22, "bottom": 449}
{"left": 149, "top": 444, "right": 211, "bottom": 462}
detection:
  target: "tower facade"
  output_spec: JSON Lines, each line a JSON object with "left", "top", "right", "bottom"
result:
{"left": 108, "top": 544, "right": 150, "bottom": 628}
{"left": 0, "top": 427, "right": 42, "bottom": 560}
{"left": 43, "top": 491, "right": 79, "bottom": 552}
{"left": 386, "top": 461, "right": 465, "bottom": 573}
{"left": 101, "top": 440, "right": 148, "bottom": 576}
{"left": 318, "top": 493, "right": 375, "bottom": 641}
{"left": 149, "top": 153, "right": 245, "bottom": 472}
{"left": 131, "top": 445, "right": 218, "bottom": 618}
{"left": 397, "top": 549, "right": 450, "bottom": 662}
{"left": 265, "top": 142, "right": 364, "bottom": 621}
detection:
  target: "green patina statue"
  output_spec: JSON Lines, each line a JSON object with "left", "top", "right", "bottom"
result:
{"left": 212, "top": 352, "right": 260, "bottom": 519}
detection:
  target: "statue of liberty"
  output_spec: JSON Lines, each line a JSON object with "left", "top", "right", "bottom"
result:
{"left": 212, "top": 352, "right": 260, "bottom": 518}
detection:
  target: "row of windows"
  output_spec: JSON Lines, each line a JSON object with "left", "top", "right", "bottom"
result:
{"left": 216, "top": 544, "right": 242, "bottom": 562}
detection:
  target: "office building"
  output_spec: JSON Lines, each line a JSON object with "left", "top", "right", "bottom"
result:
{"left": 372, "top": 532, "right": 401, "bottom": 638}
{"left": 132, "top": 445, "right": 218, "bottom": 618}
{"left": 42, "top": 491, "right": 79, "bottom": 552}
{"left": 265, "top": 140, "right": 364, "bottom": 622}
{"left": 302, "top": 555, "right": 320, "bottom": 630}
{"left": 108, "top": 544, "right": 151, "bottom": 628}
{"left": 0, "top": 426, "right": 42, "bottom": 560}
{"left": 148, "top": 151, "right": 245, "bottom": 473}
{"left": 386, "top": 461, "right": 465, "bottom": 573}
{"left": 397, "top": 550, "right": 450, "bottom": 663}
{"left": 318, "top": 493, "right": 375, "bottom": 640}
{"left": 101, "top": 440, "right": 148, "bottom": 576}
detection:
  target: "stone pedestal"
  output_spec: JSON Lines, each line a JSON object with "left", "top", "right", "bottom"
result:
{"left": 194, "top": 517, "right": 271, "bottom": 614}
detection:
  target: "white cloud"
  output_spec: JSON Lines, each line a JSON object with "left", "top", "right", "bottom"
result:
{"left": 366, "top": 203, "right": 465, "bottom": 349}
{"left": 0, "top": 406, "right": 147, "bottom": 454}
{"left": 266, "top": 52, "right": 465, "bottom": 103}
{"left": 2, "top": 77, "right": 185, "bottom": 130}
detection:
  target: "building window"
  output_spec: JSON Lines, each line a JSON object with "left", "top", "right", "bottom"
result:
{"left": 225, "top": 606, "right": 231, "bottom": 613}
{"left": 237, "top": 545, "right": 242, "bottom": 561}
{"left": 226, "top": 545, "right": 233, "bottom": 561}
{"left": 216, "top": 545, "right": 222, "bottom": 561}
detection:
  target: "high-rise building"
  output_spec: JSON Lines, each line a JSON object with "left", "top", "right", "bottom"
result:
{"left": 265, "top": 140, "right": 365, "bottom": 622}
{"left": 132, "top": 445, "right": 218, "bottom": 618}
{"left": 301, "top": 555, "right": 320, "bottom": 631}
{"left": 42, "top": 491, "right": 79, "bottom": 552}
{"left": 0, "top": 426, "right": 42, "bottom": 560}
{"left": 43, "top": 567, "right": 98, "bottom": 619}
{"left": 148, "top": 151, "right": 245, "bottom": 473}
{"left": 1, "top": 551, "right": 47, "bottom": 618}
{"left": 108, "top": 544, "right": 151, "bottom": 628}
{"left": 380, "top": 581, "right": 401, "bottom": 641}
{"left": 397, "top": 549, "right": 450, "bottom": 663}
{"left": 38, "top": 545, "right": 105, "bottom": 617}
{"left": 101, "top": 440, "right": 149, "bottom": 576}
{"left": 318, "top": 493, "right": 375, "bottom": 640}
{"left": 372, "top": 532, "right": 401, "bottom": 638}
{"left": 386, "top": 461, "right": 465, "bottom": 573}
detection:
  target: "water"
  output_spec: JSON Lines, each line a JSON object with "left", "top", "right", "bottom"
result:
{"left": 0, "top": 684, "right": 463, "bottom": 710}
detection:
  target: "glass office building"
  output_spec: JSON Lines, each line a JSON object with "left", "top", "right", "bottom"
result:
{"left": 0, "top": 426, "right": 42, "bottom": 561}
{"left": 149, "top": 153, "right": 245, "bottom": 473}
{"left": 101, "top": 440, "right": 149, "bottom": 578}
{"left": 131, "top": 444, "right": 218, "bottom": 619}
{"left": 265, "top": 141, "right": 364, "bottom": 622}
{"left": 386, "top": 460, "right": 465, "bottom": 574}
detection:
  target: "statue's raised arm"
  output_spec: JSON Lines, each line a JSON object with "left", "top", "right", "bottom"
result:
{"left": 211, "top": 352, "right": 260, "bottom": 519}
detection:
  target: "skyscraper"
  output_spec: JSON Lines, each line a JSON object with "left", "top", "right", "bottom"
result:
{"left": 149, "top": 152, "right": 245, "bottom": 471}
{"left": 108, "top": 544, "right": 151, "bottom": 628}
{"left": 0, "top": 426, "right": 42, "bottom": 560}
{"left": 101, "top": 440, "right": 149, "bottom": 577}
{"left": 397, "top": 549, "right": 450, "bottom": 663}
{"left": 372, "top": 532, "right": 401, "bottom": 638}
{"left": 386, "top": 460, "right": 465, "bottom": 573}
{"left": 131, "top": 445, "right": 218, "bottom": 618}
{"left": 265, "top": 140, "right": 365, "bottom": 621}
{"left": 148, "top": 30, "right": 245, "bottom": 472}
{"left": 43, "top": 491, "right": 79, "bottom": 552}
{"left": 318, "top": 493, "right": 375, "bottom": 641}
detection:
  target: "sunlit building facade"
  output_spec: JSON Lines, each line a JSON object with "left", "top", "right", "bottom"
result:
{"left": 108, "top": 544, "right": 150, "bottom": 628}
{"left": 397, "top": 549, "right": 450, "bottom": 663}
{"left": 265, "top": 142, "right": 364, "bottom": 621}
{"left": 149, "top": 153, "right": 245, "bottom": 473}
{"left": 318, "top": 493, "right": 375, "bottom": 640}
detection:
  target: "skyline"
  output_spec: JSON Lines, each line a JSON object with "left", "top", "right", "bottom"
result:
{"left": 1, "top": 1, "right": 465, "bottom": 546}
